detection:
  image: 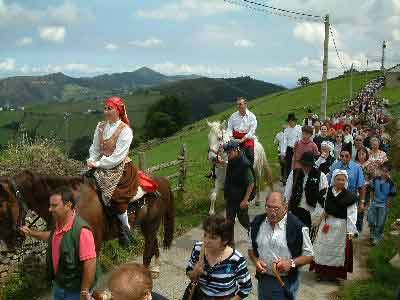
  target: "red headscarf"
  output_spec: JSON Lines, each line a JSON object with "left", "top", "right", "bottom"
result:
{"left": 105, "top": 96, "right": 130, "bottom": 127}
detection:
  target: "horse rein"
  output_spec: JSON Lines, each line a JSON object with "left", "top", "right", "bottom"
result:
{"left": 9, "top": 178, "right": 40, "bottom": 230}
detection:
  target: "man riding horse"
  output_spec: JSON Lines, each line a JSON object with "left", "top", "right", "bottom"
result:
{"left": 227, "top": 97, "right": 257, "bottom": 165}
{"left": 86, "top": 96, "right": 158, "bottom": 246}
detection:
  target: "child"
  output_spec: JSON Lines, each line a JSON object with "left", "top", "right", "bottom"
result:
{"left": 368, "top": 162, "right": 397, "bottom": 245}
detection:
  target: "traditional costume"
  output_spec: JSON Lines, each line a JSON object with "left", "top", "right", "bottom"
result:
{"left": 311, "top": 169, "right": 358, "bottom": 280}
{"left": 87, "top": 96, "right": 158, "bottom": 246}
{"left": 227, "top": 108, "right": 257, "bottom": 165}
{"left": 281, "top": 113, "right": 302, "bottom": 182}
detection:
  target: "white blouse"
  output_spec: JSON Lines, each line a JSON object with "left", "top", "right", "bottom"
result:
{"left": 88, "top": 120, "right": 133, "bottom": 169}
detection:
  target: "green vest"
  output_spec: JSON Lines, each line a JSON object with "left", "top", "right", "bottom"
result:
{"left": 47, "top": 215, "right": 100, "bottom": 292}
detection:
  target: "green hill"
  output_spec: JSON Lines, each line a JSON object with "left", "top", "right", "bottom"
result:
{"left": 131, "top": 71, "right": 394, "bottom": 227}
{"left": 157, "top": 76, "right": 285, "bottom": 120}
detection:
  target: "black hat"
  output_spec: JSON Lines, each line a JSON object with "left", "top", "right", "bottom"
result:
{"left": 223, "top": 140, "right": 240, "bottom": 152}
{"left": 299, "top": 151, "right": 315, "bottom": 166}
{"left": 287, "top": 113, "right": 297, "bottom": 122}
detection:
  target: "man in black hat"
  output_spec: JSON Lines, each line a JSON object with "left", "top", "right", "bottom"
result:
{"left": 284, "top": 151, "right": 328, "bottom": 229}
{"left": 223, "top": 140, "right": 255, "bottom": 241}
{"left": 280, "top": 113, "right": 302, "bottom": 184}
{"left": 303, "top": 108, "right": 314, "bottom": 127}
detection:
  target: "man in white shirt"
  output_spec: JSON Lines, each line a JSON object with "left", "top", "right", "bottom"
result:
{"left": 274, "top": 124, "right": 287, "bottom": 184}
{"left": 281, "top": 113, "right": 302, "bottom": 184}
{"left": 248, "top": 192, "right": 314, "bottom": 300}
{"left": 227, "top": 97, "right": 257, "bottom": 166}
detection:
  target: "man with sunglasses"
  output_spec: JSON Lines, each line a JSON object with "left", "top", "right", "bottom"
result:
{"left": 248, "top": 192, "right": 314, "bottom": 300}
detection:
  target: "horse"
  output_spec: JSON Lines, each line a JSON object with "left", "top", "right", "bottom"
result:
{"left": 0, "top": 170, "right": 175, "bottom": 276}
{"left": 207, "top": 120, "right": 273, "bottom": 215}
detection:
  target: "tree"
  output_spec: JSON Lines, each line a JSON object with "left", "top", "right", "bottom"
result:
{"left": 144, "top": 96, "right": 189, "bottom": 138}
{"left": 145, "top": 112, "right": 179, "bottom": 138}
{"left": 297, "top": 76, "right": 311, "bottom": 87}
{"left": 69, "top": 135, "right": 92, "bottom": 161}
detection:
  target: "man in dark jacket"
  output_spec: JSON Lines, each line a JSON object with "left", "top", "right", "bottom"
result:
{"left": 284, "top": 151, "right": 328, "bottom": 229}
{"left": 224, "top": 140, "right": 255, "bottom": 241}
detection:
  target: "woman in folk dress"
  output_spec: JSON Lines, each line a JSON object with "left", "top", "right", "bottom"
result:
{"left": 311, "top": 169, "right": 358, "bottom": 281}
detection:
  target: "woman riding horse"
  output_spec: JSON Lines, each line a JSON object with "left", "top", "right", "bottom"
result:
{"left": 87, "top": 96, "right": 158, "bottom": 246}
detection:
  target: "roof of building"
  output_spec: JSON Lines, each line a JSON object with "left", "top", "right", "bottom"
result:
{"left": 388, "top": 64, "right": 400, "bottom": 73}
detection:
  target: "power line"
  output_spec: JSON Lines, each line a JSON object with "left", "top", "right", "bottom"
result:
{"left": 239, "top": 0, "right": 323, "bottom": 19}
{"left": 224, "top": 0, "right": 323, "bottom": 22}
{"left": 329, "top": 25, "right": 347, "bottom": 71}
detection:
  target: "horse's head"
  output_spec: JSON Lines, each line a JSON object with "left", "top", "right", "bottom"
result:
{"left": 207, "top": 120, "right": 229, "bottom": 152}
{"left": 0, "top": 178, "right": 26, "bottom": 250}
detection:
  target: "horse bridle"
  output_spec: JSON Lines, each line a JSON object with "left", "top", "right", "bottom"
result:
{"left": 9, "top": 178, "right": 40, "bottom": 231}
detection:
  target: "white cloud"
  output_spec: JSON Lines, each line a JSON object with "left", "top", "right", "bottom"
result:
{"left": 47, "top": 1, "right": 80, "bottom": 24}
{"left": 19, "top": 63, "right": 107, "bottom": 75}
{"left": 136, "top": 0, "right": 239, "bottom": 21}
{"left": 234, "top": 39, "right": 255, "bottom": 48}
{"left": 0, "top": 58, "right": 16, "bottom": 71}
{"left": 129, "top": 38, "right": 163, "bottom": 48}
{"left": 393, "top": 29, "right": 400, "bottom": 41}
{"left": 293, "top": 22, "right": 324, "bottom": 45}
{"left": 39, "top": 26, "right": 66, "bottom": 43}
{"left": 152, "top": 61, "right": 229, "bottom": 76}
{"left": 105, "top": 43, "right": 119, "bottom": 51}
{"left": 16, "top": 37, "right": 33, "bottom": 47}
{"left": 0, "top": 0, "right": 81, "bottom": 26}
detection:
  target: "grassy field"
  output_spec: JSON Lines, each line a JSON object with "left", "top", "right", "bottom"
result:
{"left": 0, "top": 91, "right": 163, "bottom": 146}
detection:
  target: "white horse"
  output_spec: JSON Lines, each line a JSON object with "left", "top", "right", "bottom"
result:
{"left": 207, "top": 120, "right": 273, "bottom": 215}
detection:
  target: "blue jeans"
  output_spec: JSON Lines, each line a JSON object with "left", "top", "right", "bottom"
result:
{"left": 368, "top": 205, "right": 388, "bottom": 242}
{"left": 52, "top": 284, "right": 80, "bottom": 300}
{"left": 257, "top": 274, "right": 300, "bottom": 300}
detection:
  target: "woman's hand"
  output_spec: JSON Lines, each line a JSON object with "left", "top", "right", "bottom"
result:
{"left": 87, "top": 161, "right": 97, "bottom": 169}
{"left": 189, "top": 262, "right": 205, "bottom": 281}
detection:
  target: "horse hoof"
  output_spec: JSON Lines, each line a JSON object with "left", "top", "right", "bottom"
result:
{"left": 150, "top": 266, "right": 160, "bottom": 279}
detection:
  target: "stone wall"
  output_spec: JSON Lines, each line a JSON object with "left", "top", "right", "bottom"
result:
{"left": 0, "top": 211, "right": 48, "bottom": 282}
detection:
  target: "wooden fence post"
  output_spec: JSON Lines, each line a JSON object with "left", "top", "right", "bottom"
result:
{"left": 178, "top": 144, "right": 187, "bottom": 200}
{"left": 138, "top": 152, "right": 146, "bottom": 171}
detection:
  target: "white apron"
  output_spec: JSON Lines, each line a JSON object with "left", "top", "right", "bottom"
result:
{"left": 313, "top": 216, "right": 347, "bottom": 267}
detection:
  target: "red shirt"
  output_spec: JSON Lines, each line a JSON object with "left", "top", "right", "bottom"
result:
{"left": 292, "top": 139, "right": 320, "bottom": 169}
{"left": 51, "top": 211, "right": 97, "bottom": 274}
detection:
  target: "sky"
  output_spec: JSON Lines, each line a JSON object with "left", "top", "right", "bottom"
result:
{"left": 0, "top": 0, "right": 399, "bottom": 86}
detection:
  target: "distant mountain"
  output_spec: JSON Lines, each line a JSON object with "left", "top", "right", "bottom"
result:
{"left": 155, "top": 76, "right": 286, "bottom": 120}
{"left": 0, "top": 67, "right": 197, "bottom": 106}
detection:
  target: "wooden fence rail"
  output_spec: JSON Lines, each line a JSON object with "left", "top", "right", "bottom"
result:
{"left": 138, "top": 143, "right": 187, "bottom": 199}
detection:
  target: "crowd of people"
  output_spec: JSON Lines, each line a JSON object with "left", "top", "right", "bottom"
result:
{"left": 19, "top": 75, "right": 397, "bottom": 300}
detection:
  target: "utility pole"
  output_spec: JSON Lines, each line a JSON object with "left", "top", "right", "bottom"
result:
{"left": 381, "top": 40, "right": 386, "bottom": 74}
{"left": 349, "top": 63, "right": 354, "bottom": 100}
{"left": 64, "top": 112, "right": 71, "bottom": 157}
{"left": 320, "top": 14, "right": 329, "bottom": 121}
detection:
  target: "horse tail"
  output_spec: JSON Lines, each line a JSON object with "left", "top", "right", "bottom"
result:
{"left": 162, "top": 180, "right": 175, "bottom": 249}
{"left": 255, "top": 140, "right": 273, "bottom": 190}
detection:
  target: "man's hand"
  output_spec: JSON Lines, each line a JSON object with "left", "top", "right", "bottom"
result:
{"left": 255, "top": 259, "right": 268, "bottom": 273}
{"left": 19, "top": 226, "right": 31, "bottom": 237}
{"left": 275, "top": 258, "right": 292, "bottom": 273}
{"left": 240, "top": 200, "right": 249, "bottom": 210}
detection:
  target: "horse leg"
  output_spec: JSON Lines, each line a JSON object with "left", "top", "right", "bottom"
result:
{"left": 209, "top": 187, "right": 217, "bottom": 215}
{"left": 141, "top": 221, "right": 154, "bottom": 268}
{"left": 149, "top": 236, "right": 161, "bottom": 278}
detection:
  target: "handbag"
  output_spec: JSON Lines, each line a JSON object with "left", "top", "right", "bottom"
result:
{"left": 182, "top": 245, "right": 205, "bottom": 300}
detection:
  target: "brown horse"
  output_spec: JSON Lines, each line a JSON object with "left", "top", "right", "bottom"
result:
{"left": 0, "top": 170, "right": 175, "bottom": 274}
